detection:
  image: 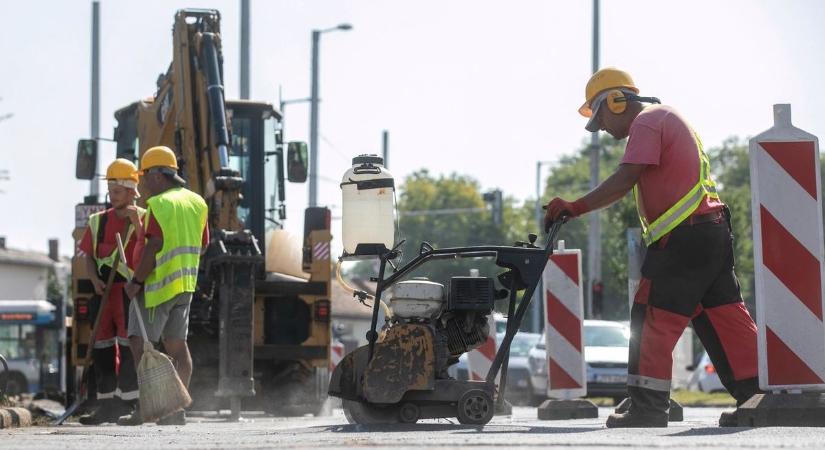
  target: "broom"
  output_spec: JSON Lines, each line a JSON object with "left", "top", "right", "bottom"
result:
{"left": 116, "top": 234, "right": 191, "bottom": 422}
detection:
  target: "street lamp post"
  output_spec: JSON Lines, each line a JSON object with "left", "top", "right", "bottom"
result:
{"left": 309, "top": 23, "right": 352, "bottom": 207}
{"left": 532, "top": 160, "right": 554, "bottom": 333}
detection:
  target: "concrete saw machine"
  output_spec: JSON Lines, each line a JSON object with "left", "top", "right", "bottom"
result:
{"left": 330, "top": 154, "right": 563, "bottom": 426}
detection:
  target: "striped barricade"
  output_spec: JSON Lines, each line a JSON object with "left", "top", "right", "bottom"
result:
{"left": 543, "top": 241, "right": 586, "bottom": 400}
{"left": 750, "top": 104, "right": 825, "bottom": 391}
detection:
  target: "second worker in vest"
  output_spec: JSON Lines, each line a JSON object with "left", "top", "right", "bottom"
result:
{"left": 119, "top": 146, "right": 209, "bottom": 426}
{"left": 543, "top": 68, "right": 760, "bottom": 428}
{"left": 77, "top": 159, "right": 143, "bottom": 424}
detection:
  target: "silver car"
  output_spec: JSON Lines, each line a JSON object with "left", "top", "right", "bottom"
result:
{"left": 528, "top": 320, "right": 630, "bottom": 405}
{"left": 687, "top": 351, "right": 725, "bottom": 393}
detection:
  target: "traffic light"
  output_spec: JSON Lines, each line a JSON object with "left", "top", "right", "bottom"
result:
{"left": 483, "top": 189, "right": 503, "bottom": 227}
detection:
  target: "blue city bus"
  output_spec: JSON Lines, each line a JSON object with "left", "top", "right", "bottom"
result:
{"left": 0, "top": 300, "right": 64, "bottom": 395}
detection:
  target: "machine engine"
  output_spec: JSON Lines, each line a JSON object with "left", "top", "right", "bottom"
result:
{"left": 387, "top": 277, "right": 495, "bottom": 375}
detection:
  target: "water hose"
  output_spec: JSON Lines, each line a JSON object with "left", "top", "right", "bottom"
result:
{"left": 335, "top": 260, "right": 392, "bottom": 319}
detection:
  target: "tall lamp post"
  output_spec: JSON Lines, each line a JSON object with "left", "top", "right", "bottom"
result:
{"left": 309, "top": 23, "right": 352, "bottom": 207}
{"left": 532, "top": 160, "right": 554, "bottom": 333}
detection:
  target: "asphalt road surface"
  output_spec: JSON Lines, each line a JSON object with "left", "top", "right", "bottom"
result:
{"left": 4, "top": 406, "right": 825, "bottom": 449}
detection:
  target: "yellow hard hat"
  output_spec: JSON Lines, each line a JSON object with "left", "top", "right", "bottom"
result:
{"left": 105, "top": 158, "right": 139, "bottom": 183}
{"left": 579, "top": 67, "right": 639, "bottom": 118}
{"left": 139, "top": 146, "right": 178, "bottom": 174}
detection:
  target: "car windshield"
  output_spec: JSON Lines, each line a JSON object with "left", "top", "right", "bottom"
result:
{"left": 508, "top": 334, "right": 539, "bottom": 357}
{"left": 584, "top": 325, "right": 630, "bottom": 347}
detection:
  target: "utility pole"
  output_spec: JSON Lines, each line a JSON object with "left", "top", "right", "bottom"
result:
{"left": 533, "top": 161, "right": 553, "bottom": 333}
{"left": 240, "top": 0, "right": 250, "bottom": 99}
{"left": 586, "top": 0, "right": 601, "bottom": 319}
{"left": 308, "top": 30, "right": 321, "bottom": 207}
{"left": 90, "top": 0, "right": 100, "bottom": 200}
{"left": 382, "top": 130, "right": 389, "bottom": 169}
{"left": 308, "top": 24, "right": 352, "bottom": 208}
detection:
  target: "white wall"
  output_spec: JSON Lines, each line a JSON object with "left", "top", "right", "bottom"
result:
{"left": 0, "top": 264, "right": 49, "bottom": 300}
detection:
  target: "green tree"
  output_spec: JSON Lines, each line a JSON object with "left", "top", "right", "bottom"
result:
{"left": 345, "top": 169, "right": 536, "bottom": 314}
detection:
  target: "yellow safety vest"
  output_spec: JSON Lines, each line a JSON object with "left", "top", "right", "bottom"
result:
{"left": 143, "top": 187, "right": 207, "bottom": 308}
{"left": 634, "top": 131, "right": 720, "bottom": 246}
{"left": 88, "top": 208, "right": 144, "bottom": 280}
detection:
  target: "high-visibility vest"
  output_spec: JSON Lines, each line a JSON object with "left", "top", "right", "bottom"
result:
{"left": 88, "top": 208, "right": 144, "bottom": 280}
{"left": 143, "top": 187, "right": 207, "bottom": 308}
{"left": 634, "top": 131, "right": 720, "bottom": 246}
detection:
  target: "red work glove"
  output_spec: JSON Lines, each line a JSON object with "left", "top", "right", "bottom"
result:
{"left": 543, "top": 197, "right": 588, "bottom": 232}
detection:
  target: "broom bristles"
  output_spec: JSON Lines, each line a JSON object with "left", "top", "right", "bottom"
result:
{"left": 138, "top": 348, "right": 192, "bottom": 422}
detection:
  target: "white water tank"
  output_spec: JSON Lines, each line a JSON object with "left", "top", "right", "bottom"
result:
{"left": 341, "top": 155, "right": 395, "bottom": 256}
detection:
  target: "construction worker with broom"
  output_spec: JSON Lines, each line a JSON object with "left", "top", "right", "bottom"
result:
{"left": 118, "top": 146, "right": 208, "bottom": 426}
{"left": 76, "top": 159, "right": 143, "bottom": 425}
{"left": 543, "top": 68, "right": 760, "bottom": 428}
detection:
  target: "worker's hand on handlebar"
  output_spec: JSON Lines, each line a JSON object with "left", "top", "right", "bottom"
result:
{"left": 543, "top": 197, "right": 587, "bottom": 232}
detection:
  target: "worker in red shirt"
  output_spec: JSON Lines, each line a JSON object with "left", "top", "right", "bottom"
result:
{"left": 544, "top": 68, "right": 759, "bottom": 428}
{"left": 77, "top": 159, "right": 143, "bottom": 425}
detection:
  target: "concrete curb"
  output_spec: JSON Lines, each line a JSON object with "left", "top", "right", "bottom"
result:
{"left": 0, "top": 407, "right": 33, "bottom": 429}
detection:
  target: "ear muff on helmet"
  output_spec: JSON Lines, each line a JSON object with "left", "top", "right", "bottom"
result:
{"left": 605, "top": 90, "right": 661, "bottom": 114}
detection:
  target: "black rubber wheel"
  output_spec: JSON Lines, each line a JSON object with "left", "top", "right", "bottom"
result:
{"left": 398, "top": 403, "right": 420, "bottom": 424}
{"left": 342, "top": 399, "right": 400, "bottom": 425}
{"left": 456, "top": 389, "right": 494, "bottom": 425}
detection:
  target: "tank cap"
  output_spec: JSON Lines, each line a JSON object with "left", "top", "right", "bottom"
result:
{"left": 353, "top": 154, "right": 384, "bottom": 166}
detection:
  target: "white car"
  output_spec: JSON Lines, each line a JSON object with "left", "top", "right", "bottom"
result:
{"left": 687, "top": 351, "right": 725, "bottom": 393}
{"left": 527, "top": 320, "right": 630, "bottom": 405}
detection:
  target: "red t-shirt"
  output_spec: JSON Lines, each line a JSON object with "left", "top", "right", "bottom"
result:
{"left": 78, "top": 209, "right": 140, "bottom": 269}
{"left": 622, "top": 105, "right": 724, "bottom": 224}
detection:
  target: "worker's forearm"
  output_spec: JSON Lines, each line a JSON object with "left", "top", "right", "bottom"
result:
{"left": 578, "top": 168, "right": 637, "bottom": 212}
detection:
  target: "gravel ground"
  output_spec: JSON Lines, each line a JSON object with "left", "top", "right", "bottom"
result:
{"left": 3, "top": 406, "right": 825, "bottom": 449}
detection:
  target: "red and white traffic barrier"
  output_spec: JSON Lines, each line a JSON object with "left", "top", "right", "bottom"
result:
{"left": 467, "top": 314, "right": 500, "bottom": 384}
{"left": 750, "top": 104, "right": 825, "bottom": 390}
{"left": 543, "top": 241, "right": 586, "bottom": 399}
{"left": 330, "top": 340, "right": 345, "bottom": 374}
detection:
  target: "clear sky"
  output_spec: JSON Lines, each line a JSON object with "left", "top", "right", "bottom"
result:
{"left": 1, "top": 0, "right": 824, "bottom": 256}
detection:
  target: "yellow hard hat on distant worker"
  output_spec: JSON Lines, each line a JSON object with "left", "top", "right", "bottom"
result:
{"left": 578, "top": 67, "right": 639, "bottom": 118}
{"left": 139, "top": 146, "right": 179, "bottom": 173}
{"left": 105, "top": 158, "right": 139, "bottom": 183}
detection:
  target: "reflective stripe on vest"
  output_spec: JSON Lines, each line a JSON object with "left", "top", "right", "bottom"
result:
{"left": 634, "top": 131, "right": 720, "bottom": 246}
{"left": 143, "top": 187, "right": 207, "bottom": 308}
{"left": 88, "top": 209, "right": 143, "bottom": 279}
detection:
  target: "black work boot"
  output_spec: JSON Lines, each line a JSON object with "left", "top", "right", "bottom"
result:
{"left": 606, "top": 410, "right": 668, "bottom": 428}
{"left": 718, "top": 410, "right": 739, "bottom": 427}
{"left": 79, "top": 399, "right": 118, "bottom": 425}
{"left": 719, "top": 377, "right": 761, "bottom": 427}
{"left": 606, "top": 386, "right": 669, "bottom": 428}
{"left": 117, "top": 404, "right": 143, "bottom": 426}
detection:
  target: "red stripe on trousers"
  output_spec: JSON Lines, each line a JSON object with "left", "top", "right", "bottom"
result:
{"left": 638, "top": 306, "right": 690, "bottom": 380}
{"left": 704, "top": 302, "right": 758, "bottom": 380}
{"left": 546, "top": 289, "right": 582, "bottom": 351}
{"left": 760, "top": 206, "right": 823, "bottom": 320}
{"left": 549, "top": 357, "right": 582, "bottom": 389}
{"left": 550, "top": 253, "right": 579, "bottom": 285}
{"left": 766, "top": 326, "right": 824, "bottom": 385}
{"left": 760, "top": 141, "right": 818, "bottom": 200}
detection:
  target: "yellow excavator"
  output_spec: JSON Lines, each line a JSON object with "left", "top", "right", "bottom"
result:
{"left": 70, "top": 9, "right": 333, "bottom": 417}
